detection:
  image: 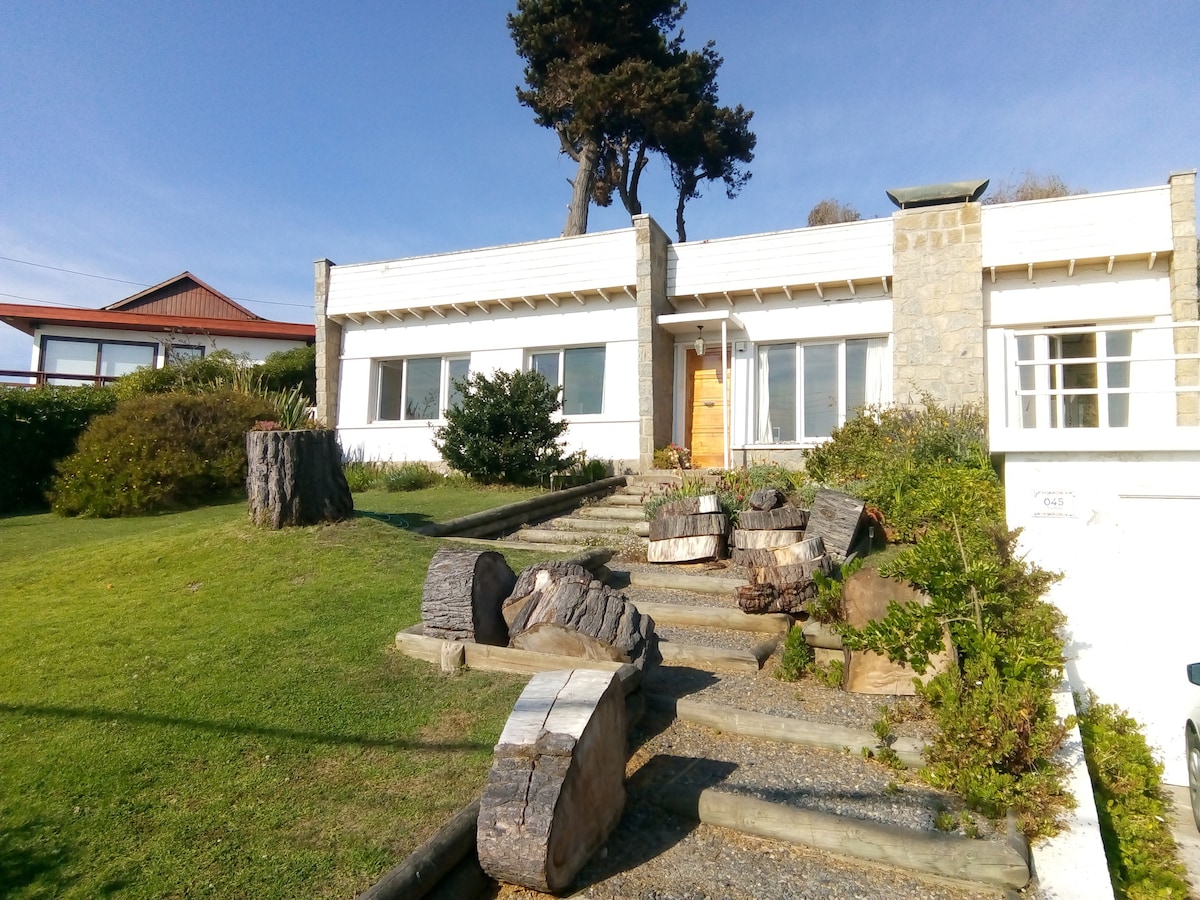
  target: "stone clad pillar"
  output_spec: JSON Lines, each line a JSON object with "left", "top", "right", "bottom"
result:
{"left": 633, "top": 215, "right": 673, "bottom": 471}
{"left": 890, "top": 203, "right": 985, "bottom": 408}
{"left": 1169, "top": 170, "right": 1198, "bottom": 425}
{"left": 313, "top": 258, "right": 342, "bottom": 429}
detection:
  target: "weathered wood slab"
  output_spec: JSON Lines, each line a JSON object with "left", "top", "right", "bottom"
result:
{"left": 737, "top": 506, "right": 808, "bottom": 531}
{"left": 646, "top": 534, "right": 725, "bottom": 563}
{"left": 749, "top": 556, "right": 835, "bottom": 587}
{"left": 748, "top": 487, "right": 785, "bottom": 510}
{"left": 632, "top": 601, "right": 791, "bottom": 634}
{"left": 655, "top": 494, "right": 721, "bottom": 518}
{"left": 655, "top": 784, "right": 1029, "bottom": 889}
{"left": 648, "top": 513, "right": 729, "bottom": 542}
{"left": 395, "top": 625, "right": 642, "bottom": 694}
{"left": 421, "top": 548, "right": 517, "bottom": 645}
{"left": 477, "top": 669, "right": 627, "bottom": 893}
{"left": 736, "top": 580, "right": 816, "bottom": 615}
{"left": 730, "top": 546, "right": 783, "bottom": 567}
{"left": 805, "top": 489, "right": 866, "bottom": 560}
{"left": 657, "top": 641, "right": 763, "bottom": 673}
{"left": 802, "top": 620, "right": 844, "bottom": 650}
{"left": 731, "top": 529, "right": 805, "bottom": 550}
{"left": 770, "top": 536, "right": 826, "bottom": 566}
{"left": 504, "top": 562, "right": 658, "bottom": 671}
{"left": 645, "top": 695, "right": 927, "bottom": 766}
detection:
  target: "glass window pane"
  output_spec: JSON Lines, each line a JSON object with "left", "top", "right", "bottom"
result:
{"left": 446, "top": 358, "right": 470, "bottom": 411}
{"left": 562, "top": 346, "right": 604, "bottom": 414}
{"left": 760, "top": 344, "right": 795, "bottom": 442}
{"left": 802, "top": 344, "right": 839, "bottom": 438}
{"left": 100, "top": 342, "right": 155, "bottom": 378}
{"left": 531, "top": 352, "right": 559, "bottom": 388}
{"left": 1016, "top": 335, "right": 1037, "bottom": 428}
{"left": 377, "top": 360, "right": 404, "bottom": 420}
{"left": 845, "top": 339, "right": 867, "bottom": 417}
{"left": 167, "top": 344, "right": 204, "bottom": 365}
{"left": 1106, "top": 330, "right": 1132, "bottom": 428}
{"left": 43, "top": 339, "right": 99, "bottom": 385}
{"left": 404, "top": 357, "right": 441, "bottom": 420}
{"left": 1052, "top": 333, "right": 1098, "bottom": 427}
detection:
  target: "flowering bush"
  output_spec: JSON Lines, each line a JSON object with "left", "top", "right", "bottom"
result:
{"left": 652, "top": 443, "right": 692, "bottom": 470}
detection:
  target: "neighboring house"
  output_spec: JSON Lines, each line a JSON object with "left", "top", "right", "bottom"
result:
{"left": 0, "top": 272, "right": 314, "bottom": 386}
{"left": 317, "top": 170, "right": 1199, "bottom": 783}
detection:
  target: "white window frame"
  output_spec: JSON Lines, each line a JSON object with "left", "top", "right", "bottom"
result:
{"left": 754, "top": 336, "right": 889, "bottom": 445}
{"left": 528, "top": 345, "right": 606, "bottom": 416}
{"left": 373, "top": 356, "right": 470, "bottom": 423}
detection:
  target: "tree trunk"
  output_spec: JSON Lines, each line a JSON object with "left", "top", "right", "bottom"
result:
{"left": 648, "top": 513, "right": 728, "bottom": 542}
{"left": 503, "top": 562, "right": 659, "bottom": 671}
{"left": 563, "top": 140, "right": 599, "bottom": 236}
{"left": 421, "top": 548, "right": 517, "bottom": 646}
{"left": 477, "top": 668, "right": 627, "bottom": 893}
{"left": 738, "top": 506, "right": 808, "bottom": 530}
{"left": 655, "top": 494, "right": 721, "bottom": 518}
{"left": 245, "top": 429, "right": 353, "bottom": 529}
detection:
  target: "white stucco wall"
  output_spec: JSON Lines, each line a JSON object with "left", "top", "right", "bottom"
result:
{"left": 30, "top": 324, "right": 308, "bottom": 370}
{"left": 1004, "top": 451, "right": 1200, "bottom": 786}
{"left": 336, "top": 303, "right": 640, "bottom": 465}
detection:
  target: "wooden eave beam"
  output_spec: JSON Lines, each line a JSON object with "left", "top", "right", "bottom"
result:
{"left": 597, "top": 288, "right": 611, "bottom": 303}
{"left": 571, "top": 291, "right": 586, "bottom": 305}
{"left": 451, "top": 303, "right": 468, "bottom": 317}
{"left": 474, "top": 301, "right": 491, "bottom": 314}
{"left": 694, "top": 294, "right": 707, "bottom": 309}
{"left": 497, "top": 298, "right": 512, "bottom": 311}
{"left": 752, "top": 288, "right": 765, "bottom": 304}
{"left": 544, "top": 294, "right": 560, "bottom": 307}
{"left": 365, "top": 311, "right": 383, "bottom": 323}
{"left": 1148, "top": 251, "right": 1157, "bottom": 270}
{"left": 1068, "top": 259, "right": 1076, "bottom": 277}
{"left": 622, "top": 286, "right": 636, "bottom": 301}
{"left": 1107, "top": 256, "right": 1115, "bottom": 274}
{"left": 783, "top": 285, "right": 793, "bottom": 301}
{"left": 880, "top": 276, "right": 889, "bottom": 294}
{"left": 846, "top": 279, "right": 856, "bottom": 297}
{"left": 387, "top": 309, "right": 404, "bottom": 322}
{"left": 722, "top": 291, "right": 734, "bottom": 307}
{"left": 347, "top": 313, "right": 364, "bottom": 325}
{"left": 521, "top": 296, "right": 537, "bottom": 309}
{"left": 1027, "top": 263, "right": 1035, "bottom": 282}
{"left": 989, "top": 267, "right": 996, "bottom": 284}
{"left": 430, "top": 306, "right": 446, "bottom": 318}
{"left": 814, "top": 282, "right": 824, "bottom": 300}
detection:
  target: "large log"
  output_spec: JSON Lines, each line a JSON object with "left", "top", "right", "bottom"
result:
{"left": 245, "top": 429, "right": 353, "bottom": 528}
{"left": 731, "top": 529, "right": 805, "bottom": 550}
{"left": 477, "top": 669, "right": 627, "bottom": 893}
{"left": 654, "top": 494, "right": 722, "bottom": 518}
{"left": 631, "top": 601, "right": 791, "bottom": 634}
{"left": 504, "top": 563, "right": 658, "bottom": 671}
{"left": 840, "top": 568, "right": 956, "bottom": 695}
{"left": 648, "top": 513, "right": 729, "bottom": 542}
{"left": 730, "top": 546, "right": 782, "bottom": 568}
{"left": 748, "top": 557, "right": 834, "bottom": 588}
{"left": 646, "top": 534, "right": 725, "bottom": 563}
{"left": 655, "top": 785, "right": 1029, "bottom": 890}
{"left": 421, "top": 548, "right": 516, "bottom": 646}
{"left": 736, "top": 580, "right": 817, "bottom": 615}
{"left": 771, "top": 536, "right": 827, "bottom": 566}
{"left": 736, "top": 506, "right": 808, "bottom": 531}
{"left": 805, "top": 489, "right": 866, "bottom": 560}
{"left": 356, "top": 798, "right": 480, "bottom": 900}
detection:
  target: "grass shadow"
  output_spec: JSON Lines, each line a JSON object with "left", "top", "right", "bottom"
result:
{"left": 0, "top": 702, "right": 493, "bottom": 754}
{"left": 0, "top": 820, "right": 77, "bottom": 896}
{"left": 354, "top": 510, "right": 435, "bottom": 530}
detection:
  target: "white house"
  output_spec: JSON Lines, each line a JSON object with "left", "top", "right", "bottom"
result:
{"left": 0, "top": 272, "right": 314, "bottom": 387}
{"left": 317, "top": 171, "right": 1199, "bottom": 783}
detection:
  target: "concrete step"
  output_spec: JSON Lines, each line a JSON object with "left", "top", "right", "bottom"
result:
{"left": 575, "top": 506, "right": 647, "bottom": 521}
{"left": 541, "top": 515, "right": 650, "bottom": 536}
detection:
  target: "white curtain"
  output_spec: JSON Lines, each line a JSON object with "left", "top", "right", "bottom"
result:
{"left": 864, "top": 338, "right": 888, "bottom": 406}
{"left": 757, "top": 345, "right": 772, "bottom": 442}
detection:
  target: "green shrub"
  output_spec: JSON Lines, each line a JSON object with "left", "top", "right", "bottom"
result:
{"left": 383, "top": 461, "right": 441, "bottom": 492}
{"left": 775, "top": 626, "right": 814, "bottom": 682}
{"left": 50, "top": 390, "right": 274, "bottom": 517}
{"left": 0, "top": 385, "right": 117, "bottom": 512}
{"left": 253, "top": 345, "right": 316, "bottom": 400}
{"left": 111, "top": 350, "right": 246, "bottom": 399}
{"left": 1077, "top": 694, "right": 1190, "bottom": 899}
{"left": 433, "top": 369, "right": 569, "bottom": 486}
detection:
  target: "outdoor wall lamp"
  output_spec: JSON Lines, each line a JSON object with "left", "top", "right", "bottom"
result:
{"left": 693, "top": 325, "right": 706, "bottom": 356}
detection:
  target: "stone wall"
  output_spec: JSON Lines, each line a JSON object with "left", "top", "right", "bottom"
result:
{"left": 634, "top": 215, "right": 674, "bottom": 471}
{"left": 313, "top": 258, "right": 342, "bottom": 429}
{"left": 890, "top": 203, "right": 985, "bottom": 408}
{"left": 1169, "top": 170, "right": 1198, "bottom": 425}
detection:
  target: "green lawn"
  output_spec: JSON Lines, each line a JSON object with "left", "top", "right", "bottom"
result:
{"left": 0, "top": 488, "right": 548, "bottom": 899}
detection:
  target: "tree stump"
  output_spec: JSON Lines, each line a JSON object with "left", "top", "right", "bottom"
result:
{"left": 648, "top": 513, "right": 729, "bottom": 542}
{"left": 422, "top": 548, "right": 517, "bottom": 645}
{"left": 737, "top": 506, "right": 808, "bottom": 531}
{"left": 503, "top": 563, "right": 658, "bottom": 671}
{"left": 731, "top": 529, "right": 805, "bottom": 550}
{"left": 245, "top": 429, "right": 353, "bottom": 528}
{"left": 656, "top": 494, "right": 722, "bottom": 517}
{"left": 647, "top": 535, "right": 726, "bottom": 563}
{"left": 806, "top": 489, "right": 866, "bottom": 560}
{"left": 771, "top": 536, "right": 826, "bottom": 566}
{"left": 477, "top": 668, "right": 627, "bottom": 893}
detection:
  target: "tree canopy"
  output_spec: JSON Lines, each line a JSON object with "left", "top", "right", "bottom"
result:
{"left": 806, "top": 199, "right": 862, "bottom": 227}
{"left": 508, "top": 0, "right": 754, "bottom": 240}
{"left": 984, "top": 172, "right": 1082, "bottom": 204}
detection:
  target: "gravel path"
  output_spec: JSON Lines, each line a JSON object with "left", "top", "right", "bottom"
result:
{"left": 487, "top": 564, "right": 1034, "bottom": 900}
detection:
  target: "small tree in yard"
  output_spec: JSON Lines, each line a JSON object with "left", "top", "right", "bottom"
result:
{"left": 434, "top": 369, "right": 569, "bottom": 486}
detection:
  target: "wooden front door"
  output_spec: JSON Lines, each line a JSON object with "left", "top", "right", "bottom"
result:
{"left": 685, "top": 349, "right": 728, "bottom": 469}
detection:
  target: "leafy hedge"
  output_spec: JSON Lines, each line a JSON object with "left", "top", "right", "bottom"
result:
{"left": 50, "top": 390, "right": 274, "bottom": 517}
{"left": 0, "top": 385, "right": 117, "bottom": 513}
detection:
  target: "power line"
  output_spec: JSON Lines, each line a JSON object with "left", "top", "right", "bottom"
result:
{"left": 0, "top": 255, "right": 314, "bottom": 310}
{"left": 0, "top": 291, "right": 90, "bottom": 307}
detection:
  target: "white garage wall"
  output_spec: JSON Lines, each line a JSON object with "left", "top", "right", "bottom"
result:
{"left": 1005, "top": 451, "right": 1200, "bottom": 785}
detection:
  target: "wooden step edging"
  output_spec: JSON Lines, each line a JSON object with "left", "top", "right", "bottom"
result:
{"left": 646, "top": 694, "right": 928, "bottom": 768}
{"left": 356, "top": 799, "right": 485, "bottom": 900}
{"left": 416, "top": 476, "right": 628, "bottom": 539}
{"left": 617, "top": 568, "right": 743, "bottom": 596}
{"left": 632, "top": 601, "right": 791, "bottom": 634}
{"left": 657, "top": 636, "right": 779, "bottom": 673}
{"left": 654, "top": 784, "right": 1031, "bottom": 891}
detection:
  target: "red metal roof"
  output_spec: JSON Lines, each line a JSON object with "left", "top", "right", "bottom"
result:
{"left": 0, "top": 303, "right": 314, "bottom": 342}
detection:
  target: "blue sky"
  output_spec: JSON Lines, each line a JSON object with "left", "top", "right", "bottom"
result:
{"left": 1, "top": 0, "right": 1196, "bottom": 370}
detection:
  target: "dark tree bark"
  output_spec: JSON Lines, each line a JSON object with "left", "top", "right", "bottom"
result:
{"left": 648, "top": 513, "right": 728, "bottom": 542}
{"left": 563, "top": 139, "right": 599, "bottom": 236}
{"left": 421, "top": 548, "right": 517, "bottom": 646}
{"left": 245, "top": 430, "right": 353, "bottom": 529}
{"left": 737, "top": 506, "right": 808, "bottom": 531}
